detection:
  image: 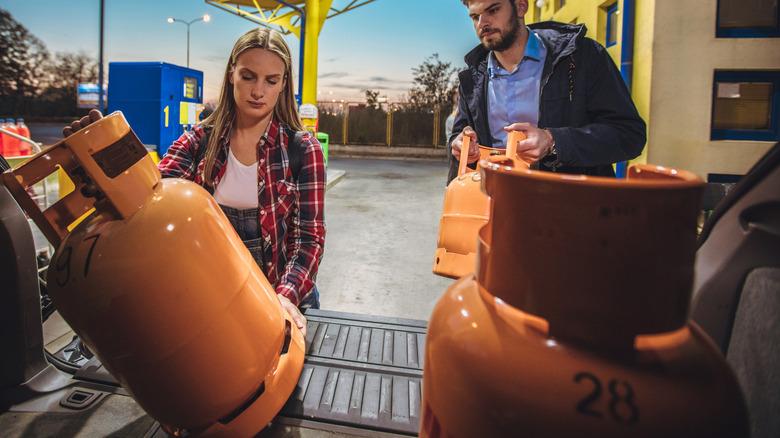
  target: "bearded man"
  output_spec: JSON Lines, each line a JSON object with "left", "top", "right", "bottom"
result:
{"left": 448, "top": 0, "right": 646, "bottom": 182}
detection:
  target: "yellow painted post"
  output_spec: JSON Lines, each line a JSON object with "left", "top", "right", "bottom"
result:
{"left": 433, "top": 106, "right": 441, "bottom": 147}
{"left": 342, "top": 104, "right": 349, "bottom": 144}
{"left": 386, "top": 108, "right": 393, "bottom": 146}
{"left": 301, "top": 0, "right": 333, "bottom": 105}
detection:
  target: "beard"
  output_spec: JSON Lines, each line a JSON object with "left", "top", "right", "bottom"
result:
{"left": 481, "top": 17, "right": 521, "bottom": 52}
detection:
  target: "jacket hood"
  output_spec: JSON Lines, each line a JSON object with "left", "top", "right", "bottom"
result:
{"left": 464, "top": 21, "right": 587, "bottom": 68}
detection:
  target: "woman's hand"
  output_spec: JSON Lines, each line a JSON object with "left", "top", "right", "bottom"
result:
{"left": 63, "top": 109, "right": 103, "bottom": 137}
{"left": 278, "top": 294, "right": 307, "bottom": 337}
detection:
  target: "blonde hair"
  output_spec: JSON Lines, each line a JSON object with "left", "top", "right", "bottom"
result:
{"left": 200, "top": 27, "right": 303, "bottom": 186}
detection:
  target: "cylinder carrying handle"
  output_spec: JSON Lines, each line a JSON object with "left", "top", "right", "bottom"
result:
{"left": 1, "top": 112, "right": 160, "bottom": 248}
{"left": 457, "top": 134, "right": 471, "bottom": 177}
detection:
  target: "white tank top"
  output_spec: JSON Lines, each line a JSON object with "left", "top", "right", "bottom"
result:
{"left": 213, "top": 148, "right": 259, "bottom": 209}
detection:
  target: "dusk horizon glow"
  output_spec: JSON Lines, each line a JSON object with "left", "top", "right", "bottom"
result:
{"left": 2, "top": 0, "right": 480, "bottom": 103}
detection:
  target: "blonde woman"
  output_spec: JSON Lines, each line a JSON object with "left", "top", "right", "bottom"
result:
{"left": 64, "top": 28, "right": 325, "bottom": 333}
{"left": 445, "top": 88, "right": 459, "bottom": 144}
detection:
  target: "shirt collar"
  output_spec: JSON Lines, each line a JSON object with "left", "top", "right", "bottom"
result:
{"left": 263, "top": 116, "right": 280, "bottom": 148}
{"left": 525, "top": 29, "right": 544, "bottom": 61}
{"left": 488, "top": 28, "right": 544, "bottom": 77}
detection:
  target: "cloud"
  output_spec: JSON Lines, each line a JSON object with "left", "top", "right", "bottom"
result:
{"left": 367, "top": 76, "right": 409, "bottom": 84}
{"left": 319, "top": 71, "right": 349, "bottom": 79}
{"left": 320, "top": 74, "right": 412, "bottom": 92}
{"left": 322, "top": 57, "right": 339, "bottom": 63}
{"left": 324, "top": 82, "right": 408, "bottom": 92}
{"left": 201, "top": 53, "right": 229, "bottom": 63}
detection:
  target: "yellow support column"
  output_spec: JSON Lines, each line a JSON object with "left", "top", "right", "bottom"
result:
{"left": 342, "top": 104, "right": 349, "bottom": 144}
{"left": 433, "top": 106, "right": 441, "bottom": 146}
{"left": 386, "top": 109, "right": 393, "bottom": 146}
{"left": 301, "top": 0, "right": 333, "bottom": 105}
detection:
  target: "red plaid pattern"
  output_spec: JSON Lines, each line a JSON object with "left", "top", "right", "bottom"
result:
{"left": 158, "top": 118, "right": 326, "bottom": 306}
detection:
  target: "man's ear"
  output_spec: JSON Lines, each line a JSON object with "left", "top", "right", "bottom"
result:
{"left": 516, "top": 0, "right": 528, "bottom": 17}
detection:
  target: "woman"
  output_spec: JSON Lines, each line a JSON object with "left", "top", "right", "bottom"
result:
{"left": 444, "top": 88, "right": 459, "bottom": 142}
{"left": 64, "top": 28, "right": 325, "bottom": 334}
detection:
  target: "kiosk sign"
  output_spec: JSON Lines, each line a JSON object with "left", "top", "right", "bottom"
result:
{"left": 77, "top": 83, "right": 104, "bottom": 109}
{"left": 299, "top": 103, "right": 318, "bottom": 134}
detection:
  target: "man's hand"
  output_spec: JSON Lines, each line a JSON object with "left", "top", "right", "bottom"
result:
{"left": 278, "top": 294, "right": 307, "bottom": 337}
{"left": 63, "top": 109, "right": 103, "bottom": 137}
{"left": 451, "top": 126, "right": 480, "bottom": 164}
{"left": 503, "top": 123, "right": 554, "bottom": 162}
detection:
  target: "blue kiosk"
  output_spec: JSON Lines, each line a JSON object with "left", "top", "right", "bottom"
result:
{"left": 107, "top": 62, "right": 204, "bottom": 157}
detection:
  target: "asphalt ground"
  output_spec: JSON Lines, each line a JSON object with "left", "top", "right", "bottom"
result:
{"left": 317, "top": 158, "right": 454, "bottom": 321}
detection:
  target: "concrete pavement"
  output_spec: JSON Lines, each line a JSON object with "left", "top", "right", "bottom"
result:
{"left": 317, "top": 158, "right": 454, "bottom": 321}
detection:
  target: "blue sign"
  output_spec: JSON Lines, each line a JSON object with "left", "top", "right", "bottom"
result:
{"left": 77, "top": 83, "right": 104, "bottom": 109}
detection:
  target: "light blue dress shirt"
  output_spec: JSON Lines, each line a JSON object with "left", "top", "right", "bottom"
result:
{"left": 487, "top": 28, "right": 547, "bottom": 147}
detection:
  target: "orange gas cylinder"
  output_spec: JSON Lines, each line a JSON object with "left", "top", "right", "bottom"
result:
{"left": 433, "top": 132, "right": 527, "bottom": 278}
{"left": 421, "top": 159, "right": 749, "bottom": 437}
{"left": 1, "top": 112, "right": 304, "bottom": 437}
{"left": 478, "top": 144, "right": 505, "bottom": 165}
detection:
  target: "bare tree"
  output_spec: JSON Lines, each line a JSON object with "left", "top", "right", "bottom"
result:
{"left": 364, "top": 89, "right": 381, "bottom": 109}
{"left": 408, "top": 53, "right": 457, "bottom": 111}
{"left": 0, "top": 9, "right": 102, "bottom": 117}
{"left": 0, "top": 9, "right": 50, "bottom": 104}
{"left": 39, "top": 51, "right": 99, "bottom": 108}
{"left": 46, "top": 52, "right": 99, "bottom": 88}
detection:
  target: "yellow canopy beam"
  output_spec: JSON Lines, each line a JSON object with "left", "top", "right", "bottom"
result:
{"left": 205, "top": 0, "right": 301, "bottom": 36}
{"left": 206, "top": 0, "right": 376, "bottom": 106}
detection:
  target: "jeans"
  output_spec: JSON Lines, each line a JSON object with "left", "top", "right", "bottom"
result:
{"left": 219, "top": 204, "right": 263, "bottom": 265}
{"left": 220, "top": 204, "right": 320, "bottom": 310}
{"left": 299, "top": 286, "right": 320, "bottom": 310}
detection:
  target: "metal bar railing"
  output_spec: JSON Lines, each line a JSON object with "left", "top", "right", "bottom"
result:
{"left": 318, "top": 102, "right": 451, "bottom": 148}
{"left": 1, "top": 127, "right": 55, "bottom": 258}
{"left": 1, "top": 127, "right": 50, "bottom": 209}
{"left": 0, "top": 127, "right": 43, "bottom": 153}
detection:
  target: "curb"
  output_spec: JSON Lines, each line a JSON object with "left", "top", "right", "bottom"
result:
{"left": 329, "top": 144, "right": 448, "bottom": 161}
{"left": 326, "top": 169, "right": 346, "bottom": 190}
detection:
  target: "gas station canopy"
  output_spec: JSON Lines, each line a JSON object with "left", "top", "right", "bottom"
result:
{"left": 205, "top": 0, "right": 375, "bottom": 106}
{"left": 205, "top": 0, "right": 374, "bottom": 37}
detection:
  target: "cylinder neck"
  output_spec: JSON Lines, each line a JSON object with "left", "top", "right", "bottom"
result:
{"left": 476, "top": 161, "right": 704, "bottom": 349}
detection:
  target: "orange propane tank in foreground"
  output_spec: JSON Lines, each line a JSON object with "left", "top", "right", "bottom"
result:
{"left": 433, "top": 132, "right": 527, "bottom": 278}
{"left": 1, "top": 112, "right": 304, "bottom": 437}
{"left": 422, "top": 158, "right": 749, "bottom": 437}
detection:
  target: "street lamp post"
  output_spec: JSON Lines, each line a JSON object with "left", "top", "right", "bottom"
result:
{"left": 166, "top": 14, "right": 210, "bottom": 68}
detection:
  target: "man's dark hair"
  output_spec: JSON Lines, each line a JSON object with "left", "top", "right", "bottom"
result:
{"left": 461, "top": 0, "right": 518, "bottom": 10}
{"left": 461, "top": 0, "right": 521, "bottom": 26}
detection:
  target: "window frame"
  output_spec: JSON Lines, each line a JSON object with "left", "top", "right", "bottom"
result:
{"left": 710, "top": 70, "right": 780, "bottom": 142}
{"left": 605, "top": 3, "right": 619, "bottom": 48}
{"left": 715, "top": 0, "right": 780, "bottom": 38}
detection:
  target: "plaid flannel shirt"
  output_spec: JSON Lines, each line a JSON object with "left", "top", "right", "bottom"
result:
{"left": 157, "top": 117, "right": 326, "bottom": 306}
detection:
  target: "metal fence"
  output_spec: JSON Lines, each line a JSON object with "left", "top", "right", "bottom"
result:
{"left": 317, "top": 102, "right": 455, "bottom": 148}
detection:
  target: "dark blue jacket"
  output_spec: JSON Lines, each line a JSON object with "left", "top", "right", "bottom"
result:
{"left": 448, "top": 22, "right": 646, "bottom": 182}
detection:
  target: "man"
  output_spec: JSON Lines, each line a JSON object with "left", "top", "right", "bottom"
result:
{"left": 449, "top": 0, "right": 646, "bottom": 182}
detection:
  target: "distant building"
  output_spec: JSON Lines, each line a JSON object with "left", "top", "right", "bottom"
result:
{"left": 528, "top": 0, "right": 780, "bottom": 178}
